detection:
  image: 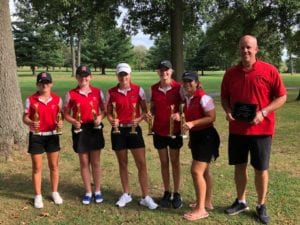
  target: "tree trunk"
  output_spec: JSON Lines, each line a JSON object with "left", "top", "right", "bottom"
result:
{"left": 170, "top": 0, "right": 184, "bottom": 81}
{"left": 0, "top": 0, "right": 27, "bottom": 160}
{"left": 101, "top": 65, "right": 106, "bottom": 75}
{"left": 77, "top": 35, "right": 81, "bottom": 67}
{"left": 296, "top": 88, "right": 300, "bottom": 101}
{"left": 70, "top": 36, "right": 76, "bottom": 76}
{"left": 30, "top": 65, "right": 36, "bottom": 76}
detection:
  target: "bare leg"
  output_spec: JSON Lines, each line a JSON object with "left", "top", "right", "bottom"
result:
{"left": 157, "top": 148, "right": 170, "bottom": 192}
{"left": 131, "top": 148, "right": 148, "bottom": 197}
{"left": 115, "top": 149, "right": 129, "bottom": 193}
{"left": 255, "top": 169, "right": 268, "bottom": 205}
{"left": 90, "top": 150, "right": 101, "bottom": 192}
{"left": 235, "top": 163, "right": 248, "bottom": 201}
{"left": 78, "top": 153, "right": 92, "bottom": 193}
{"left": 31, "top": 154, "right": 43, "bottom": 195}
{"left": 169, "top": 149, "right": 180, "bottom": 193}
{"left": 46, "top": 151, "right": 60, "bottom": 192}
{"left": 204, "top": 167, "right": 213, "bottom": 209}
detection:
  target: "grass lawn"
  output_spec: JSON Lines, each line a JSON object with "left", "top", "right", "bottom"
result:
{"left": 0, "top": 69, "right": 299, "bottom": 225}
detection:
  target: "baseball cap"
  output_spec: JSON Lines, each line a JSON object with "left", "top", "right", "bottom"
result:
{"left": 116, "top": 63, "right": 131, "bottom": 75}
{"left": 182, "top": 71, "right": 198, "bottom": 81}
{"left": 37, "top": 72, "right": 52, "bottom": 83}
{"left": 76, "top": 65, "right": 91, "bottom": 77}
{"left": 157, "top": 60, "right": 172, "bottom": 69}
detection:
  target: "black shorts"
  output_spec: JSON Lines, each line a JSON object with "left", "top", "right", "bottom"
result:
{"left": 28, "top": 132, "right": 60, "bottom": 154}
{"left": 153, "top": 133, "right": 183, "bottom": 150}
{"left": 228, "top": 134, "right": 272, "bottom": 170}
{"left": 111, "top": 126, "right": 145, "bottom": 151}
{"left": 72, "top": 123, "right": 105, "bottom": 153}
{"left": 189, "top": 127, "right": 220, "bottom": 163}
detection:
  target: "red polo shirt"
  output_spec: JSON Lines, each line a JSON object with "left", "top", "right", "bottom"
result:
{"left": 25, "top": 92, "right": 62, "bottom": 132}
{"left": 64, "top": 85, "right": 105, "bottom": 124}
{"left": 221, "top": 59, "right": 286, "bottom": 135}
{"left": 150, "top": 80, "right": 182, "bottom": 136}
{"left": 184, "top": 89, "right": 213, "bottom": 131}
{"left": 107, "top": 83, "right": 144, "bottom": 123}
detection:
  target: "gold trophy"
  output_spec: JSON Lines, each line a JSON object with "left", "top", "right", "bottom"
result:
{"left": 169, "top": 104, "right": 176, "bottom": 139}
{"left": 147, "top": 103, "right": 154, "bottom": 135}
{"left": 130, "top": 103, "right": 137, "bottom": 134}
{"left": 90, "top": 101, "right": 102, "bottom": 129}
{"left": 56, "top": 106, "right": 63, "bottom": 135}
{"left": 112, "top": 102, "right": 120, "bottom": 134}
{"left": 74, "top": 103, "right": 82, "bottom": 133}
{"left": 180, "top": 104, "right": 188, "bottom": 139}
{"left": 33, "top": 104, "right": 41, "bottom": 135}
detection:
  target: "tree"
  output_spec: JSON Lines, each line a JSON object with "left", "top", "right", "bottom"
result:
{"left": 0, "top": 0, "right": 27, "bottom": 159}
{"left": 133, "top": 45, "right": 148, "bottom": 71}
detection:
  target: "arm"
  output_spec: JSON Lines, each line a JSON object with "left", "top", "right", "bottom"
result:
{"left": 63, "top": 93, "right": 81, "bottom": 129}
{"left": 221, "top": 97, "right": 235, "bottom": 122}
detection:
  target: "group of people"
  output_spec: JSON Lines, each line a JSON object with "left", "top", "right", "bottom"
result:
{"left": 23, "top": 35, "right": 286, "bottom": 224}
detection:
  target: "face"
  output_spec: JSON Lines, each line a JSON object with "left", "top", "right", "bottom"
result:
{"left": 37, "top": 81, "right": 52, "bottom": 93}
{"left": 117, "top": 72, "right": 131, "bottom": 87}
{"left": 239, "top": 35, "right": 258, "bottom": 65}
{"left": 157, "top": 67, "right": 172, "bottom": 81}
{"left": 76, "top": 74, "right": 91, "bottom": 87}
{"left": 183, "top": 80, "right": 197, "bottom": 95}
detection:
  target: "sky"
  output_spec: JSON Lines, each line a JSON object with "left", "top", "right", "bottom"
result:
{"left": 9, "top": 0, "right": 154, "bottom": 49}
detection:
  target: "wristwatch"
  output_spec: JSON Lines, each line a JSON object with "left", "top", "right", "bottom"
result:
{"left": 261, "top": 109, "right": 268, "bottom": 117}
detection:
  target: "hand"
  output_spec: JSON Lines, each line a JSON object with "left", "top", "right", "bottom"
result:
{"left": 144, "top": 111, "right": 153, "bottom": 123}
{"left": 32, "top": 120, "right": 40, "bottom": 130}
{"left": 57, "top": 120, "right": 63, "bottom": 129}
{"left": 183, "top": 121, "right": 193, "bottom": 132}
{"left": 226, "top": 112, "right": 235, "bottom": 122}
{"left": 111, "top": 118, "right": 119, "bottom": 128}
{"left": 72, "top": 120, "right": 81, "bottom": 129}
{"left": 94, "top": 115, "right": 102, "bottom": 127}
{"left": 251, "top": 111, "right": 264, "bottom": 124}
{"left": 171, "top": 112, "right": 180, "bottom": 121}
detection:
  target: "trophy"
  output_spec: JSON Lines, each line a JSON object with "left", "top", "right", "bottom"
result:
{"left": 130, "top": 103, "right": 137, "bottom": 134}
{"left": 33, "top": 104, "right": 41, "bottom": 135}
{"left": 74, "top": 103, "right": 82, "bottom": 133}
{"left": 112, "top": 102, "right": 120, "bottom": 134}
{"left": 90, "top": 101, "right": 102, "bottom": 129}
{"left": 56, "top": 106, "right": 63, "bottom": 135}
{"left": 180, "top": 104, "right": 188, "bottom": 139}
{"left": 232, "top": 102, "right": 257, "bottom": 122}
{"left": 147, "top": 103, "right": 154, "bottom": 135}
{"left": 169, "top": 104, "right": 176, "bottom": 139}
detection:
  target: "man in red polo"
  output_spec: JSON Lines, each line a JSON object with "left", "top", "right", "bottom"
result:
{"left": 221, "top": 35, "right": 286, "bottom": 224}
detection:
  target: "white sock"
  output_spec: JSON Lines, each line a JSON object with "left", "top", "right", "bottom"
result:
{"left": 94, "top": 191, "right": 101, "bottom": 195}
{"left": 85, "top": 193, "right": 92, "bottom": 197}
{"left": 238, "top": 199, "right": 246, "bottom": 204}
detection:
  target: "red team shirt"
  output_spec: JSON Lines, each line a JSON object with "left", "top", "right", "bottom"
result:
{"left": 183, "top": 88, "right": 214, "bottom": 132}
{"left": 107, "top": 83, "right": 145, "bottom": 124}
{"left": 221, "top": 59, "right": 287, "bottom": 135}
{"left": 25, "top": 92, "right": 62, "bottom": 132}
{"left": 64, "top": 85, "right": 105, "bottom": 123}
{"left": 150, "top": 80, "right": 182, "bottom": 136}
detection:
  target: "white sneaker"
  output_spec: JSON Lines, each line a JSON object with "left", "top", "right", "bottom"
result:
{"left": 140, "top": 195, "right": 158, "bottom": 209}
{"left": 116, "top": 193, "right": 132, "bottom": 207}
{"left": 34, "top": 195, "right": 44, "bottom": 209}
{"left": 52, "top": 192, "right": 63, "bottom": 205}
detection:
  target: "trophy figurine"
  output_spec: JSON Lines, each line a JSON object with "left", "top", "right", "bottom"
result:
{"left": 74, "top": 103, "right": 82, "bottom": 133}
{"left": 56, "top": 106, "right": 63, "bottom": 135}
{"left": 33, "top": 104, "right": 41, "bottom": 135}
{"left": 147, "top": 103, "right": 154, "bottom": 136}
{"left": 90, "top": 101, "right": 102, "bottom": 129}
{"left": 130, "top": 103, "right": 137, "bottom": 134}
{"left": 112, "top": 102, "right": 120, "bottom": 134}
{"left": 169, "top": 104, "right": 176, "bottom": 139}
{"left": 180, "top": 104, "right": 188, "bottom": 139}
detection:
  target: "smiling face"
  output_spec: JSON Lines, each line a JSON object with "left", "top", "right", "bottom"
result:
{"left": 239, "top": 35, "right": 258, "bottom": 67}
{"left": 183, "top": 80, "right": 198, "bottom": 96}
{"left": 76, "top": 74, "right": 91, "bottom": 87}
{"left": 117, "top": 72, "right": 131, "bottom": 88}
{"left": 157, "top": 67, "right": 172, "bottom": 82}
{"left": 37, "top": 81, "right": 53, "bottom": 94}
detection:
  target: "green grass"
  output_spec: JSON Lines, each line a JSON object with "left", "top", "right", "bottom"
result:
{"left": 0, "top": 69, "right": 299, "bottom": 225}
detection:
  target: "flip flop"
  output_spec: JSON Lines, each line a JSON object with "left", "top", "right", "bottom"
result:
{"left": 183, "top": 212, "right": 209, "bottom": 221}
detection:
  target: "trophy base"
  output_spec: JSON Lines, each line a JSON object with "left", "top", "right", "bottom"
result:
{"left": 93, "top": 124, "right": 102, "bottom": 130}
{"left": 147, "top": 132, "right": 154, "bottom": 136}
{"left": 56, "top": 132, "right": 63, "bottom": 135}
{"left": 169, "top": 135, "right": 176, "bottom": 139}
{"left": 74, "top": 129, "right": 82, "bottom": 134}
{"left": 33, "top": 132, "right": 42, "bottom": 136}
{"left": 130, "top": 131, "right": 138, "bottom": 135}
{"left": 112, "top": 130, "right": 121, "bottom": 134}
{"left": 181, "top": 135, "right": 188, "bottom": 139}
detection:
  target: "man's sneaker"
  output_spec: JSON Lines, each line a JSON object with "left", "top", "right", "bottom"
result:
{"left": 52, "top": 192, "right": 63, "bottom": 205}
{"left": 116, "top": 193, "right": 132, "bottom": 207}
{"left": 159, "top": 191, "right": 171, "bottom": 207}
{"left": 140, "top": 195, "right": 158, "bottom": 209}
{"left": 95, "top": 193, "right": 104, "bottom": 203}
{"left": 256, "top": 204, "right": 269, "bottom": 224}
{"left": 82, "top": 194, "right": 93, "bottom": 205}
{"left": 34, "top": 195, "right": 44, "bottom": 209}
{"left": 224, "top": 199, "right": 249, "bottom": 215}
{"left": 172, "top": 192, "right": 182, "bottom": 209}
